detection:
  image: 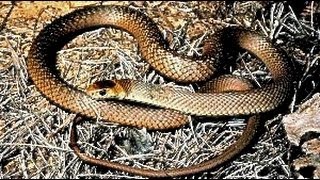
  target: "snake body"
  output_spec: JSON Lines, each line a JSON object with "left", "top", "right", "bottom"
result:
{"left": 78, "top": 75, "right": 260, "bottom": 177}
{"left": 27, "top": 5, "right": 294, "bottom": 178}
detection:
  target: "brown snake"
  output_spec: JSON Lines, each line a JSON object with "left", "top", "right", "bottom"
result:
{"left": 27, "top": 5, "right": 295, "bottom": 178}
{"left": 71, "top": 75, "right": 259, "bottom": 177}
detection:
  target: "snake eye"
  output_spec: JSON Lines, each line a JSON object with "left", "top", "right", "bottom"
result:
{"left": 99, "top": 89, "right": 107, "bottom": 96}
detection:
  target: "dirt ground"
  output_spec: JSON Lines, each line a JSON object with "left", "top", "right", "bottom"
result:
{"left": 0, "top": 1, "right": 319, "bottom": 179}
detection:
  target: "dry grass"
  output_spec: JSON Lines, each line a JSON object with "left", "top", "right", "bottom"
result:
{"left": 0, "top": 1, "right": 319, "bottom": 179}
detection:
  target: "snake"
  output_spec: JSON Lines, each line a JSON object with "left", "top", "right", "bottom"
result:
{"left": 26, "top": 4, "right": 295, "bottom": 178}
{"left": 70, "top": 75, "right": 259, "bottom": 177}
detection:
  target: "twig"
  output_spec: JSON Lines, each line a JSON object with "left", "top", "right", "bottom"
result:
{"left": 0, "top": 1, "right": 15, "bottom": 32}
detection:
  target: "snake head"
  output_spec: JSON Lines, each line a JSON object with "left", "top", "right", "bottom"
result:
{"left": 86, "top": 80, "right": 127, "bottom": 100}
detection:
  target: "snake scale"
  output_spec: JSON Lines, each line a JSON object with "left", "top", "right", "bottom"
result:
{"left": 27, "top": 5, "right": 295, "bottom": 178}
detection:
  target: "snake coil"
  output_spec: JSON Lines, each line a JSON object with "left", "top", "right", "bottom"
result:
{"left": 27, "top": 5, "right": 295, "bottom": 178}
